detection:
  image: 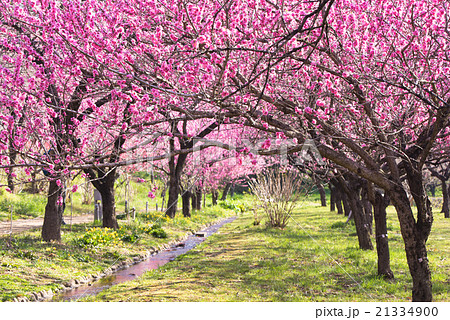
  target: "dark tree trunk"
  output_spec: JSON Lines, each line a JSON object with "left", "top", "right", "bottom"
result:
{"left": 390, "top": 186, "right": 433, "bottom": 302}
{"left": 329, "top": 184, "right": 336, "bottom": 211}
{"left": 387, "top": 166, "right": 433, "bottom": 302}
{"left": 166, "top": 135, "right": 178, "bottom": 218}
{"left": 441, "top": 180, "right": 449, "bottom": 218}
{"left": 368, "top": 185, "right": 394, "bottom": 280}
{"left": 429, "top": 184, "right": 436, "bottom": 197}
{"left": 361, "top": 192, "right": 373, "bottom": 235}
{"left": 191, "top": 190, "right": 197, "bottom": 211}
{"left": 348, "top": 193, "right": 373, "bottom": 250}
{"left": 342, "top": 193, "right": 351, "bottom": 217}
{"left": 230, "top": 185, "right": 234, "bottom": 198}
{"left": 195, "top": 188, "right": 202, "bottom": 210}
{"left": 165, "top": 119, "right": 218, "bottom": 217}
{"left": 166, "top": 172, "right": 179, "bottom": 218}
{"left": 335, "top": 188, "right": 344, "bottom": 215}
{"left": 330, "top": 179, "right": 345, "bottom": 215}
{"left": 221, "top": 183, "right": 231, "bottom": 201}
{"left": 212, "top": 190, "right": 218, "bottom": 206}
{"left": 182, "top": 190, "right": 191, "bottom": 217}
{"left": 344, "top": 176, "right": 373, "bottom": 250}
{"left": 42, "top": 179, "right": 64, "bottom": 242}
{"left": 97, "top": 182, "right": 118, "bottom": 229}
{"left": 317, "top": 182, "right": 327, "bottom": 207}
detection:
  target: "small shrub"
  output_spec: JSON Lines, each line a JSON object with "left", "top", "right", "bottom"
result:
{"left": 121, "top": 233, "right": 140, "bottom": 243}
{"left": 76, "top": 228, "right": 121, "bottom": 248}
{"left": 249, "top": 168, "right": 304, "bottom": 229}
{"left": 150, "top": 228, "right": 167, "bottom": 238}
{"left": 141, "top": 224, "right": 168, "bottom": 238}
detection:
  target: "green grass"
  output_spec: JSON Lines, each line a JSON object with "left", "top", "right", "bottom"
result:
{"left": 0, "top": 203, "right": 236, "bottom": 301}
{"left": 82, "top": 201, "right": 450, "bottom": 302}
{"left": 0, "top": 192, "right": 47, "bottom": 221}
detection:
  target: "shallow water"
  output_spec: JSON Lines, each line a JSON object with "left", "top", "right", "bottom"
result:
{"left": 52, "top": 216, "right": 236, "bottom": 301}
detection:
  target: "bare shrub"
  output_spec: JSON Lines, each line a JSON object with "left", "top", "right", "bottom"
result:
{"left": 249, "top": 168, "right": 303, "bottom": 228}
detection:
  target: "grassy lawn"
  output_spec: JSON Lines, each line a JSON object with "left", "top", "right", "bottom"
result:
{"left": 82, "top": 200, "right": 450, "bottom": 302}
{"left": 0, "top": 204, "right": 236, "bottom": 301}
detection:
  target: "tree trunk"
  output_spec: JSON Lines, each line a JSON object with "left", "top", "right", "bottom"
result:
{"left": 42, "top": 179, "right": 64, "bottom": 242}
{"left": 166, "top": 134, "right": 180, "bottom": 219}
{"left": 348, "top": 193, "right": 373, "bottom": 250}
{"left": 221, "top": 183, "right": 231, "bottom": 200}
{"left": 191, "top": 190, "right": 197, "bottom": 211}
{"left": 212, "top": 190, "right": 218, "bottom": 206}
{"left": 335, "top": 188, "right": 344, "bottom": 215}
{"left": 344, "top": 177, "right": 373, "bottom": 250}
{"left": 390, "top": 186, "right": 433, "bottom": 301}
{"left": 195, "top": 188, "right": 202, "bottom": 210}
{"left": 182, "top": 190, "right": 191, "bottom": 217}
{"left": 441, "top": 180, "right": 449, "bottom": 218}
{"left": 342, "top": 193, "right": 351, "bottom": 217}
{"left": 329, "top": 184, "right": 336, "bottom": 211}
{"left": 317, "top": 182, "right": 327, "bottom": 206}
{"left": 362, "top": 194, "right": 373, "bottom": 235}
{"left": 166, "top": 174, "right": 179, "bottom": 218}
{"left": 372, "top": 191, "right": 394, "bottom": 279}
{"left": 97, "top": 182, "right": 118, "bottom": 229}
{"left": 429, "top": 184, "right": 436, "bottom": 197}
{"left": 203, "top": 191, "right": 206, "bottom": 208}
{"left": 387, "top": 165, "right": 433, "bottom": 302}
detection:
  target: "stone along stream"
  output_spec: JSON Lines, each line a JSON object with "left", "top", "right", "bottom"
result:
{"left": 52, "top": 216, "right": 237, "bottom": 301}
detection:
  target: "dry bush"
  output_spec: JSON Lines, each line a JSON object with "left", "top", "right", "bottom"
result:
{"left": 249, "top": 168, "right": 303, "bottom": 228}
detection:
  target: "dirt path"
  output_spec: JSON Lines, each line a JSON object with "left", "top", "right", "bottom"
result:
{"left": 0, "top": 213, "right": 94, "bottom": 236}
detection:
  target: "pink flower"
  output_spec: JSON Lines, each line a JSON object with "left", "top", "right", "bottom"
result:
{"left": 304, "top": 107, "right": 313, "bottom": 114}
{"left": 261, "top": 139, "right": 271, "bottom": 150}
{"left": 316, "top": 100, "right": 325, "bottom": 107}
{"left": 148, "top": 191, "right": 156, "bottom": 199}
{"left": 72, "top": 185, "right": 78, "bottom": 193}
{"left": 276, "top": 132, "right": 286, "bottom": 139}
{"left": 170, "top": 34, "right": 178, "bottom": 42}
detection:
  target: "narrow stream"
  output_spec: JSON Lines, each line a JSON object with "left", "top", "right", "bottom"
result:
{"left": 52, "top": 216, "right": 236, "bottom": 301}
